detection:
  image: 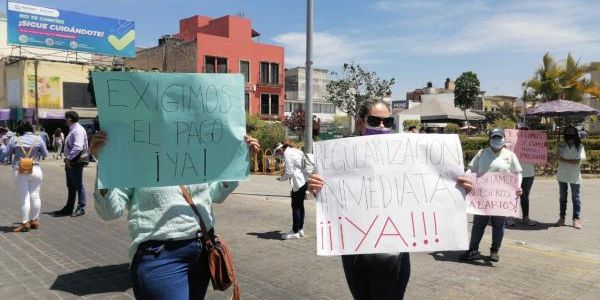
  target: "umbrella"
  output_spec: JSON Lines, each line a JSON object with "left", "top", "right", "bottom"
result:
{"left": 527, "top": 99, "right": 600, "bottom": 117}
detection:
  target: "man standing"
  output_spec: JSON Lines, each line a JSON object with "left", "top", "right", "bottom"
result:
{"left": 38, "top": 128, "right": 50, "bottom": 160}
{"left": 53, "top": 111, "right": 88, "bottom": 217}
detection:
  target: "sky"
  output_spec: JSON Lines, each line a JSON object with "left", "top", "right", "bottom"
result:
{"left": 3, "top": 0, "right": 600, "bottom": 99}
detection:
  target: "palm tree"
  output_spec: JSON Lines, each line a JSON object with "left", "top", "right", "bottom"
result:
{"left": 523, "top": 52, "right": 600, "bottom": 102}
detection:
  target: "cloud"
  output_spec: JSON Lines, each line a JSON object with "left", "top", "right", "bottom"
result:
{"left": 272, "top": 32, "right": 370, "bottom": 68}
{"left": 370, "top": 0, "right": 600, "bottom": 55}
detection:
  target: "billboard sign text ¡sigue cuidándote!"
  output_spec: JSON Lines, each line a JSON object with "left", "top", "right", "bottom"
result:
{"left": 7, "top": 2, "right": 135, "bottom": 57}
{"left": 314, "top": 133, "right": 469, "bottom": 256}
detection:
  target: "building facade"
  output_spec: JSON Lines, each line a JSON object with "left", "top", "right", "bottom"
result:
{"left": 284, "top": 67, "right": 340, "bottom": 123}
{"left": 0, "top": 13, "right": 99, "bottom": 128}
{"left": 126, "top": 15, "right": 285, "bottom": 120}
{"left": 406, "top": 79, "right": 455, "bottom": 102}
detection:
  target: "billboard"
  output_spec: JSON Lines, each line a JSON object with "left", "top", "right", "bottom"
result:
{"left": 26, "top": 75, "right": 62, "bottom": 109}
{"left": 7, "top": 2, "right": 135, "bottom": 58}
{"left": 391, "top": 100, "right": 408, "bottom": 114}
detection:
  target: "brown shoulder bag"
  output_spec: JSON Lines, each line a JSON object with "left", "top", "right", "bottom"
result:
{"left": 179, "top": 185, "right": 240, "bottom": 300}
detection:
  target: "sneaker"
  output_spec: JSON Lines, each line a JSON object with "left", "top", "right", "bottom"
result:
{"left": 299, "top": 229, "right": 305, "bottom": 237}
{"left": 281, "top": 231, "right": 301, "bottom": 240}
{"left": 489, "top": 249, "right": 500, "bottom": 262}
{"left": 573, "top": 219, "right": 582, "bottom": 229}
{"left": 522, "top": 217, "right": 537, "bottom": 226}
{"left": 29, "top": 219, "right": 40, "bottom": 229}
{"left": 460, "top": 250, "right": 482, "bottom": 261}
{"left": 555, "top": 218, "right": 565, "bottom": 227}
{"left": 13, "top": 222, "right": 30, "bottom": 233}
{"left": 506, "top": 218, "right": 516, "bottom": 226}
{"left": 71, "top": 209, "right": 85, "bottom": 217}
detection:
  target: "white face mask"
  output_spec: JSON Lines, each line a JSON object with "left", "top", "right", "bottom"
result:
{"left": 490, "top": 138, "right": 505, "bottom": 150}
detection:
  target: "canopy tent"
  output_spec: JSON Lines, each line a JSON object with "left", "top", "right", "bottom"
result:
{"left": 527, "top": 99, "right": 600, "bottom": 117}
{"left": 399, "top": 99, "right": 485, "bottom": 123}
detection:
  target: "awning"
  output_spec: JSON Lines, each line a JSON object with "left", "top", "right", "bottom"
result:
{"left": 0, "top": 109, "right": 9, "bottom": 121}
{"left": 399, "top": 99, "right": 484, "bottom": 122}
{"left": 38, "top": 108, "right": 97, "bottom": 119}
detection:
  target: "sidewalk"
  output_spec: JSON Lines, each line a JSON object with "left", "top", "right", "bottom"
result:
{"left": 0, "top": 164, "right": 598, "bottom": 299}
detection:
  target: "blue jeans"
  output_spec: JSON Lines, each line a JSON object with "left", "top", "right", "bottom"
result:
{"left": 131, "top": 238, "right": 210, "bottom": 300}
{"left": 65, "top": 165, "right": 86, "bottom": 211}
{"left": 559, "top": 182, "right": 581, "bottom": 219}
{"left": 469, "top": 215, "right": 506, "bottom": 252}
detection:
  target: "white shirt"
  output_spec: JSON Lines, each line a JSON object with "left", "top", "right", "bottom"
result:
{"left": 279, "top": 147, "right": 310, "bottom": 192}
{"left": 557, "top": 144, "right": 586, "bottom": 184}
{"left": 521, "top": 162, "right": 535, "bottom": 178}
{"left": 468, "top": 147, "right": 523, "bottom": 174}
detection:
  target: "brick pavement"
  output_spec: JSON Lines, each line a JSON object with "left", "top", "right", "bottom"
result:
{"left": 0, "top": 161, "right": 598, "bottom": 299}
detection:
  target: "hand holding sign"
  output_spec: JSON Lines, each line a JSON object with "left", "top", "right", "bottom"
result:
{"left": 314, "top": 133, "right": 469, "bottom": 255}
{"left": 92, "top": 72, "right": 248, "bottom": 188}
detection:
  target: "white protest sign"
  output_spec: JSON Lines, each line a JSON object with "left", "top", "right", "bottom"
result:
{"left": 466, "top": 172, "right": 521, "bottom": 217}
{"left": 314, "top": 134, "right": 468, "bottom": 256}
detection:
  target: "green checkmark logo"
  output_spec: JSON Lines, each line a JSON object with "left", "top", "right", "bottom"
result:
{"left": 108, "top": 30, "right": 135, "bottom": 51}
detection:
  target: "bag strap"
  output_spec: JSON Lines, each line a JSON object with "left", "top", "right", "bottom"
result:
{"left": 179, "top": 185, "right": 210, "bottom": 238}
{"left": 16, "top": 136, "right": 37, "bottom": 158}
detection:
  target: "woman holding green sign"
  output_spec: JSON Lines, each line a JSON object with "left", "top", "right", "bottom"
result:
{"left": 308, "top": 99, "right": 474, "bottom": 300}
{"left": 91, "top": 131, "right": 259, "bottom": 300}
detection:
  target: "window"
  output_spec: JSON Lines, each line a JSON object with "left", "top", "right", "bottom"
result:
{"left": 205, "top": 56, "right": 216, "bottom": 73}
{"left": 217, "top": 57, "right": 228, "bottom": 73}
{"left": 240, "top": 61, "right": 250, "bottom": 83}
{"left": 205, "top": 56, "right": 228, "bottom": 73}
{"left": 285, "top": 102, "right": 293, "bottom": 112}
{"left": 313, "top": 103, "right": 322, "bottom": 113}
{"left": 270, "top": 63, "right": 279, "bottom": 85}
{"left": 245, "top": 93, "right": 250, "bottom": 112}
{"left": 261, "top": 94, "right": 279, "bottom": 115}
{"left": 260, "top": 62, "right": 280, "bottom": 85}
{"left": 260, "top": 62, "right": 269, "bottom": 84}
{"left": 270, "top": 95, "right": 279, "bottom": 115}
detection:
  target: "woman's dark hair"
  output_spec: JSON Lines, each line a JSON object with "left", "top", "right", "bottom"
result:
{"left": 357, "top": 99, "right": 391, "bottom": 120}
{"left": 563, "top": 125, "right": 581, "bottom": 151}
{"left": 54, "top": 128, "right": 62, "bottom": 136}
{"left": 16, "top": 120, "right": 34, "bottom": 136}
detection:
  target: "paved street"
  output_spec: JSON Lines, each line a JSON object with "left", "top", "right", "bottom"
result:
{"left": 0, "top": 160, "right": 599, "bottom": 300}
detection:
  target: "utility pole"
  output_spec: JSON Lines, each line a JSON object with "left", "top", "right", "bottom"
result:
{"left": 34, "top": 60, "right": 39, "bottom": 130}
{"left": 304, "top": 0, "right": 314, "bottom": 153}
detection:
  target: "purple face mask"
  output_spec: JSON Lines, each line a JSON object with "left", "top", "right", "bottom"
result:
{"left": 364, "top": 127, "right": 392, "bottom": 135}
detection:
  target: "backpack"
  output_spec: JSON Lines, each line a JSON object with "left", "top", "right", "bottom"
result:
{"left": 17, "top": 137, "right": 38, "bottom": 174}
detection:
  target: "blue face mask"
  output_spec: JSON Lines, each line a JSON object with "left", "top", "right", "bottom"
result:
{"left": 490, "top": 138, "right": 505, "bottom": 150}
{"left": 364, "top": 127, "right": 392, "bottom": 135}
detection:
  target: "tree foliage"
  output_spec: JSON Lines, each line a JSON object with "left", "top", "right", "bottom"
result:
{"left": 523, "top": 52, "right": 600, "bottom": 102}
{"left": 454, "top": 71, "right": 480, "bottom": 134}
{"left": 283, "top": 109, "right": 321, "bottom": 140}
{"left": 454, "top": 71, "right": 481, "bottom": 111}
{"left": 325, "top": 63, "right": 395, "bottom": 119}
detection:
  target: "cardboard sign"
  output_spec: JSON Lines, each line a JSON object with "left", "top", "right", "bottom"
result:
{"left": 314, "top": 134, "right": 468, "bottom": 256}
{"left": 466, "top": 172, "right": 521, "bottom": 217}
{"left": 92, "top": 72, "right": 248, "bottom": 188}
{"left": 505, "top": 129, "right": 547, "bottom": 164}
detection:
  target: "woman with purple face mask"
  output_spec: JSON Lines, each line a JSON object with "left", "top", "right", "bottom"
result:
{"left": 308, "top": 99, "right": 473, "bottom": 300}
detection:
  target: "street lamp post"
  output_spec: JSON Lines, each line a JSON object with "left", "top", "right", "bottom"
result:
{"left": 304, "top": 0, "right": 314, "bottom": 153}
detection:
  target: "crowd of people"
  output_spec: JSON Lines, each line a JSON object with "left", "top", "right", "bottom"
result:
{"left": 0, "top": 101, "right": 588, "bottom": 300}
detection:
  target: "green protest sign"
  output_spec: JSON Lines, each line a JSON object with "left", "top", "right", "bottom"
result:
{"left": 92, "top": 72, "right": 248, "bottom": 188}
